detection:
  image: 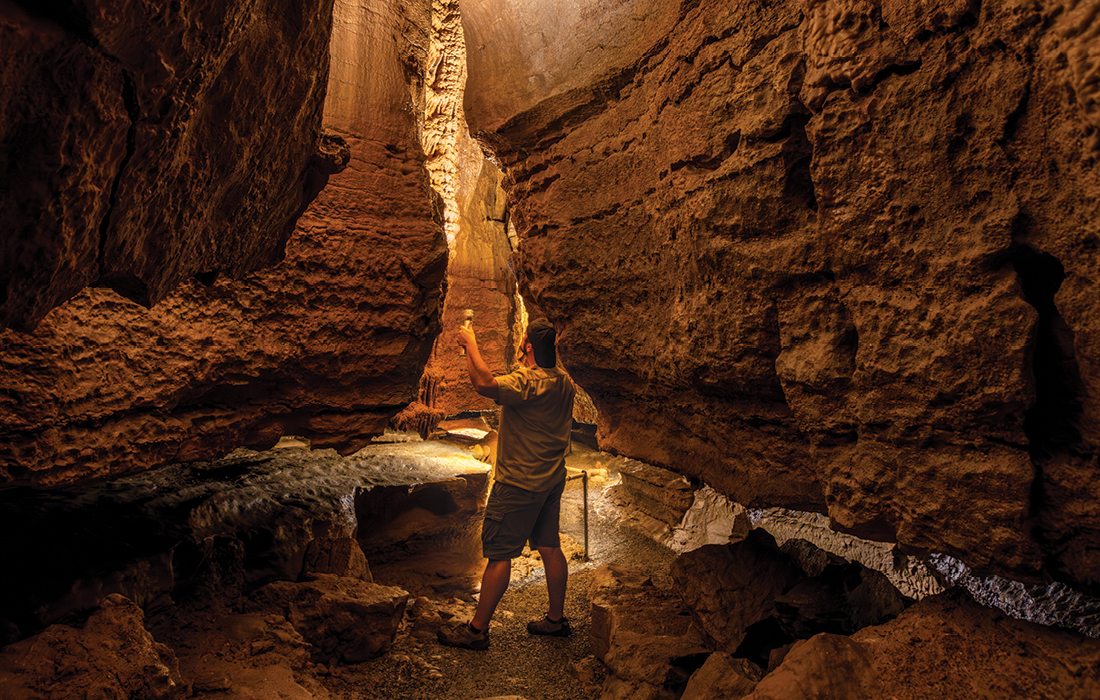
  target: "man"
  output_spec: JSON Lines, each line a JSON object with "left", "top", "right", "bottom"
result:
{"left": 438, "top": 317, "right": 576, "bottom": 650}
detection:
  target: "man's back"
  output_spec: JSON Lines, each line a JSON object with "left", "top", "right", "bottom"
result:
{"left": 494, "top": 365, "right": 576, "bottom": 492}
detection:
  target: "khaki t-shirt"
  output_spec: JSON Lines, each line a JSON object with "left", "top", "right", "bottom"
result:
{"left": 494, "top": 365, "right": 576, "bottom": 492}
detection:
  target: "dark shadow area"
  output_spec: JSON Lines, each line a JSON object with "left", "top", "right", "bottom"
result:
{"left": 1009, "top": 243, "right": 1084, "bottom": 458}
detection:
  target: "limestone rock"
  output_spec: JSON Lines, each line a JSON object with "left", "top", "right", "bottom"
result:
{"left": 607, "top": 458, "right": 696, "bottom": 544}
{"left": 590, "top": 564, "right": 710, "bottom": 700}
{"left": 0, "top": 441, "right": 488, "bottom": 635}
{"left": 249, "top": 574, "right": 409, "bottom": 662}
{"left": 462, "top": 0, "right": 1100, "bottom": 588}
{"left": 404, "top": 595, "right": 475, "bottom": 641}
{"left": 303, "top": 537, "right": 373, "bottom": 581}
{"left": 0, "top": 0, "right": 447, "bottom": 487}
{"left": 0, "top": 0, "right": 334, "bottom": 330}
{"left": 682, "top": 652, "right": 763, "bottom": 700}
{"left": 422, "top": 134, "right": 520, "bottom": 415}
{"left": 147, "top": 609, "right": 330, "bottom": 699}
{"left": 671, "top": 531, "right": 804, "bottom": 651}
{"left": 668, "top": 485, "right": 753, "bottom": 553}
{"left": 772, "top": 548, "right": 910, "bottom": 639}
{"left": 0, "top": 594, "right": 185, "bottom": 699}
{"left": 752, "top": 507, "right": 944, "bottom": 600}
{"left": 747, "top": 591, "right": 1100, "bottom": 699}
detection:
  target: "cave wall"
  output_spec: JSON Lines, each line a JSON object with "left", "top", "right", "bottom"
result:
{"left": 0, "top": 0, "right": 447, "bottom": 485}
{"left": 0, "top": 0, "right": 334, "bottom": 329}
{"left": 461, "top": 0, "right": 1100, "bottom": 589}
{"left": 426, "top": 135, "right": 521, "bottom": 415}
{"left": 416, "top": 0, "right": 519, "bottom": 416}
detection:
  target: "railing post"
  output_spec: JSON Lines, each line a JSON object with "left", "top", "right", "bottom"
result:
{"left": 582, "top": 469, "right": 589, "bottom": 561}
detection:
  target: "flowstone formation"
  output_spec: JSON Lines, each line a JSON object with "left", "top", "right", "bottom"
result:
{"left": 462, "top": 0, "right": 1100, "bottom": 590}
{"left": 0, "top": 0, "right": 447, "bottom": 485}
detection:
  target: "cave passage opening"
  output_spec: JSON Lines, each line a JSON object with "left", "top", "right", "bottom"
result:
{"left": 391, "top": 0, "right": 599, "bottom": 447}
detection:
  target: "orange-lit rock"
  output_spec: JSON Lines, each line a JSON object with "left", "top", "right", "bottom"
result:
{"left": 426, "top": 142, "right": 522, "bottom": 415}
{"left": 0, "top": 0, "right": 334, "bottom": 329}
{"left": 462, "top": 0, "right": 1100, "bottom": 589}
{"left": 0, "top": 0, "right": 446, "bottom": 485}
{"left": 248, "top": 575, "right": 409, "bottom": 662}
{"left": 0, "top": 595, "right": 185, "bottom": 699}
{"left": 747, "top": 591, "right": 1100, "bottom": 700}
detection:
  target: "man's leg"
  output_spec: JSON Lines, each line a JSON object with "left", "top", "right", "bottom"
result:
{"left": 527, "top": 481, "right": 571, "bottom": 636}
{"left": 537, "top": 546, "right": 567, "bottom": 621}
{"left": 471, "top": 558, "right": 511, "bottom": 631}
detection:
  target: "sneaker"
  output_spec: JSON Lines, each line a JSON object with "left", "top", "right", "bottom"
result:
{"left": 526, "top": 615, "right": 572, "bottom": 637}
{"left": 437, "top": 620, "right": 490, "bottom": 650}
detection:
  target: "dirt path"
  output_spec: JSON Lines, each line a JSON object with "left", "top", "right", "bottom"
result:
{"left": 321, "top": 445, "right": 674, "bottom": 700}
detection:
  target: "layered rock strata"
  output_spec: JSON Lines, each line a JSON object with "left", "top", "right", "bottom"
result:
{"left": 462, "top": 0, "right": 1100, "bottom": 589}
{"left": 0, "top": 0, "right": 447, "bottom": 485}
{"left": 606, "top": 457, "right": 697, "bottom": 543}
{"left": 0, "top": 0, "right": 334, "bottom": 329}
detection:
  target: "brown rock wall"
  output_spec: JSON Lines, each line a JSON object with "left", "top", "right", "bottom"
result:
{"left": 0, "top": 0, "right": 447, "bottom": 485}
{"left": 462, "top": 0, "right": 1100, "bottom": 588}
{"left": 0, "top": 0, "right": 334, "bottom": 329}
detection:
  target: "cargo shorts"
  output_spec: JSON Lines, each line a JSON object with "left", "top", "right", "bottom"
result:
{"left": 481, "top": 479, "right": 565, "bottom": 560}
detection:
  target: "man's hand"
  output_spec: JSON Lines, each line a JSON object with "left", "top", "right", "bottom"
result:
{"left": 456, "top": 324, "right": 476, "bottom": 350}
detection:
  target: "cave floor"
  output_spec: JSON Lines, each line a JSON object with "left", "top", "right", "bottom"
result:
{"left": 149, "top": 442, "right": 672, "bottom": 700}
{"left": 311, "top": 443, "right": 675, "bottom": 700}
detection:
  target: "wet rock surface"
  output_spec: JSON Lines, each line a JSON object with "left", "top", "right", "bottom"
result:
{"left": 463, "top": 0, "right": 1100, "bottom": 589}
{"left": 0, "top": 0, "right": 447, "bottom": 487}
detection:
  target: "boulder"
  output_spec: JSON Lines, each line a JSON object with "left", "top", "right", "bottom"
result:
{"left": 303, "top": 537, "right": 373, "bottom": 582}
{"left": 671, "top": 530, "right": 803, "bottom": 651}
{"left": 249, "top": 574, "right": 408, "bottom": 662}
{"left": 0, "top": 594, "right": 185, "bottom": 699}
{"left": 667, "top": 486, "right": 753, "bottom": 554}
{"left": 590, "top": 564, "right": 710, "bottom": 700}
{"left": 682, "top": 652, "right": 763, "bottom": 700}
{"left": 747, "top": 591, "right": 1100, "bottom": 699}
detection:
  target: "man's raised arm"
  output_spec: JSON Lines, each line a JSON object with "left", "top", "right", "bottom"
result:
{"left": 456, "top": 326, "right": 499, "bottom": 400}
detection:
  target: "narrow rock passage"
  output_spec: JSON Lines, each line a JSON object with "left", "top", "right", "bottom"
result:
{"left": 319, "top": 443, "right": 674, "bottom": 700}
